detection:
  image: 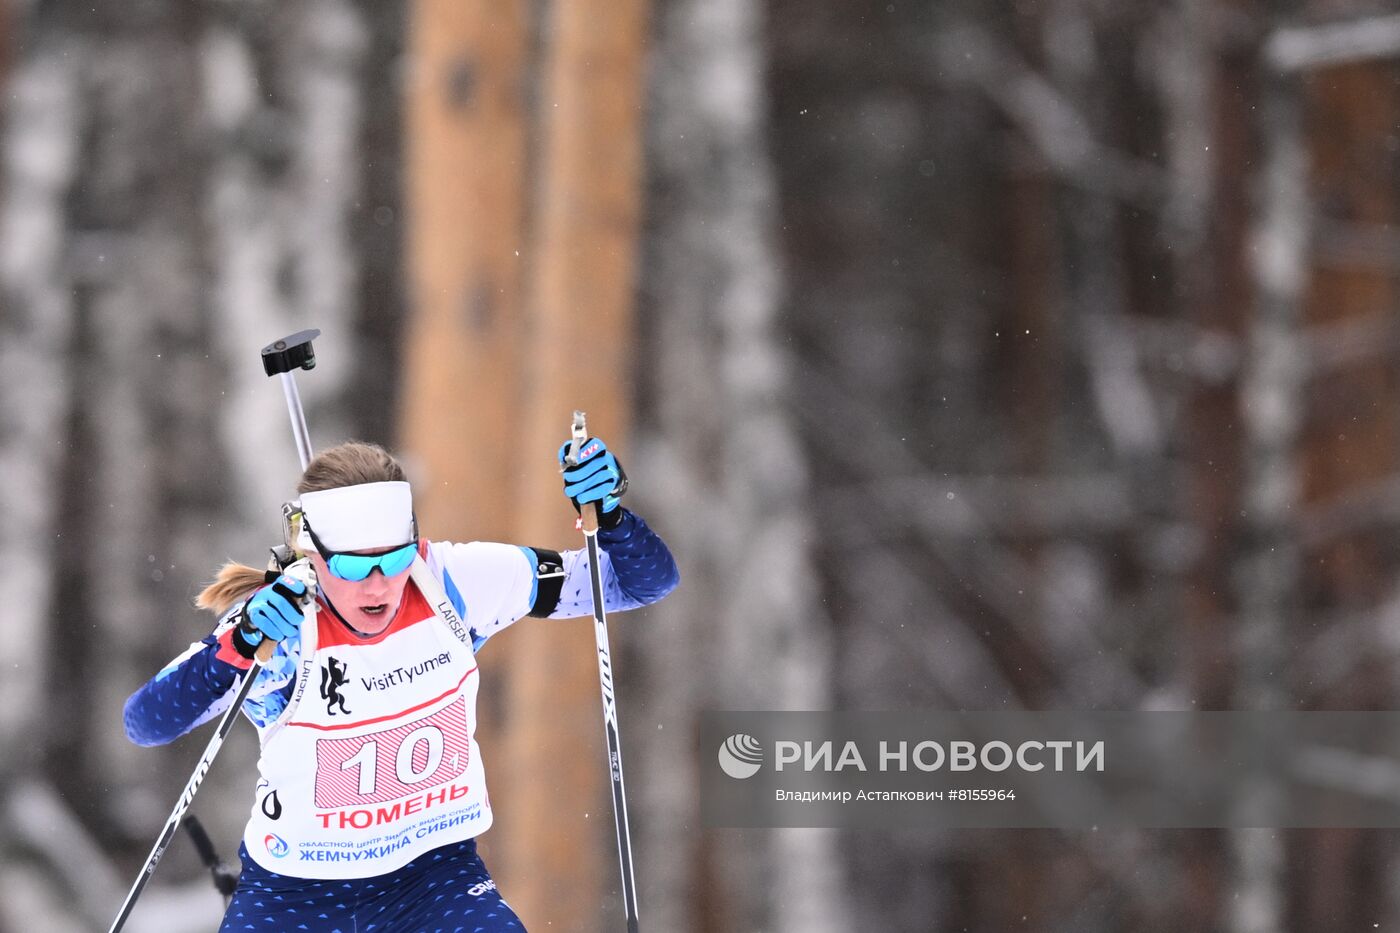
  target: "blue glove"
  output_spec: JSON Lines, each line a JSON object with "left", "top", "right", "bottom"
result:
{"left": 558, "top": 436, "right": 628, "bottom": 527}
{"left": 234, "top": 575, "right": 307, "bottom": 659}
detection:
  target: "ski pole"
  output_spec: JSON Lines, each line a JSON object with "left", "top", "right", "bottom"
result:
{"left": 566, "top": 411, "right": 641, "bottom": 933}
{"left": 108, "top": 330, "right": 321, "bottom": 933}
{"left": 183, "top": 816, "right": 238, "bottom": 900}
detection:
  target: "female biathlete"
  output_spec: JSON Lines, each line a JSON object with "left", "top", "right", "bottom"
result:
{"left": 124, "top": 436, "right": 678, "bottom": 931}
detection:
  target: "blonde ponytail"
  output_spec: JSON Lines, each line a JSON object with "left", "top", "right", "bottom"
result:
{"left": 195, "top": 561, "right": 268, "bottom": 615}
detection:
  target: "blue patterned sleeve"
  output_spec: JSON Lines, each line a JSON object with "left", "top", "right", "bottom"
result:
{"left": 123, "top": 637, "right": 240, "bottom": 747}
{"left": 550, "top": 508, "right": 679, "bottom": 618}
{"left": 123, "top": 610, "right": 300, "bottom": 746}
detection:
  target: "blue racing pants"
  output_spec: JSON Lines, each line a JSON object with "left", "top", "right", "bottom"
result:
{"left": 220, "top": 838, "right": 524, "bottom": 932}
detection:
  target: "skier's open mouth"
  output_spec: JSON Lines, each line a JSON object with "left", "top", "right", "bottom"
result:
{"left": 361, "top": 604, "right": 389, "bottom": 616}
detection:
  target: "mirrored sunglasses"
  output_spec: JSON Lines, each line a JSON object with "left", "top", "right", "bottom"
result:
{"left": 305, "top": 519, "right": 417, "bottom": 582}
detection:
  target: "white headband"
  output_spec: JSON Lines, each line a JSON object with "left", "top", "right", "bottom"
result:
{"left": 299, "top": 481, "right": 414, "bottom": 552}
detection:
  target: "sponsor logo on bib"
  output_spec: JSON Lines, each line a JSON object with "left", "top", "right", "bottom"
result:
{"left": 359, "top": 650, "right": 454, "bottom": 692}
{"left": 320, "top": 658, "right": 352, "bottom": 715}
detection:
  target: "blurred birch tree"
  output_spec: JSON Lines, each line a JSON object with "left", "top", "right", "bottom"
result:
{"left": 0, "top": 1, "right": 404, "bottom": 929}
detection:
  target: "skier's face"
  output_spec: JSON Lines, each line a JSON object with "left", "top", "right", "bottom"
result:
{"left": 308, "top": 546, "right": 413, "bottom": 635}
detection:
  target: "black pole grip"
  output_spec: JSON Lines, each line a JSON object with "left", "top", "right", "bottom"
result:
{"left": 261, "top": 329, "right": 321, "bottom": 377}
{"left": 182, "top": 816, "right": 239, "bottom": 898}
{"left": 182, "top": 815, "right": 219, "bottom": 867}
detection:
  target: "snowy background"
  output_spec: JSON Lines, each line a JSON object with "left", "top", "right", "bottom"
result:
{"left": 3, "top": 0, "right": 1400, "bottom": 930}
